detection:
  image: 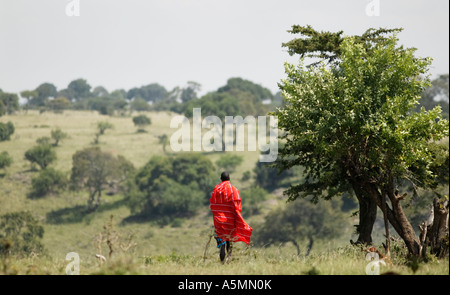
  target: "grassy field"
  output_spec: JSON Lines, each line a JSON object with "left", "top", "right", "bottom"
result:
{"left": 0, "top": 110, "right": 448, "bottom": 275}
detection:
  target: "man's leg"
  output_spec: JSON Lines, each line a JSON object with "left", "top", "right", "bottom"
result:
{"left": 219, "top": 242, "right": 226, "bottom": 263}
{"left": 226, "top": 241, "right": 233, "bottom": 263}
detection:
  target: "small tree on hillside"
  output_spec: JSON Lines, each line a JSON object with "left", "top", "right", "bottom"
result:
{"left": 97, "top": 121, "right": 114, "bottom": 135}
{"left": 93, "top": 121, "right": 114, "bottom": 144}
{"left": 0, "top": 122, "right": 14, "bottom": 141}
{"left": 158, "top": 134, "right": 169, "bottom": 153}
{"left": 0, "top": 151, "right": 12, "bottom": 171}
{"left": 132, "top": 114, "right": 151, "bottom": 132}
{"left": 70, "top": 147, "right": 134, "bottom": 211}
{"left": 29, "top": 167, "right": 67, "bottom": 198}
{"left": 51, "top": 128, "right": 68, "bottom": 147}
{"left": 24, "top": 144, "right": 57, "bottom": 170}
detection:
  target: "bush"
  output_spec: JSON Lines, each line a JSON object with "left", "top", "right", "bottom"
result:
{"left": 240, "top": 186, "right": 269, "bottom": 216}
{"left": 24, "top": 144, "right": 57, "bottom": 170}
{"left": 0, "top": 151, "right": 12, "bottom": 170}
{"left": 0, "top": 211, "right": 45, "bottom": 257}
{"left": 126, "top": 153, "right": 215, "bottom": 221}
{"left": 0, "top": 121, "right": 14, "bottom": 141}
{"left": 29, "top": 167, "right": 67, "bottom": 198}
{"left": 132, "top": 115, "right": 151, "bottom": 129}
{"left": 97, "top": 121, "right": 114, "bottom": 135}
{"left": 51, "top": 128, "right": 68, "bottom": 146}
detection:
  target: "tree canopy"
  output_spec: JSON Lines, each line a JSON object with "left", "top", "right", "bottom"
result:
{"left": 274, "top": 33, "right": 449, "bottom": 256}
{"left": 126, "top": 153, "right": 215, "bottom": 223}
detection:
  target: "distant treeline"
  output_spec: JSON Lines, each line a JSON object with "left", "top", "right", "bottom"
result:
{"left": 1, "top": 77, "right": 284, "bottom": 118}
{"left": 1, "top": 74, "right": 448, "bottom": 119}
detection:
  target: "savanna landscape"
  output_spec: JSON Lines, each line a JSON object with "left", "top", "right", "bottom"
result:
{"left": 1, "top": 1, "right": 449, "bottom": 278}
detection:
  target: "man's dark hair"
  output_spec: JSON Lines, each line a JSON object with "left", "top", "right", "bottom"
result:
{"left": 221, "top": 171, "right": 230, "bottom": 181}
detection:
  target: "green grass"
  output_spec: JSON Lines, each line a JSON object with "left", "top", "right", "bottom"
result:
{"left": 1, "top": 110, "right": 448, "bottom": 275}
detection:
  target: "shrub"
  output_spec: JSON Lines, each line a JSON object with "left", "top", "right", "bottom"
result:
{"left": 29, "top": 167, "right": 67, "bottom": 198}
{"left": 132, "top": 114, "right": 151, "bottom": 130}
{"left": 24, "top": 144, "right": 56, "bottom": 170}
{"left": 0, "top": 122, "right": 14, "bottom": 141}
{"left": 0, "top": 151, "right": 12, "bottom": 170}
{"left": 0, "top": 211, "right": 45, "bottom": 257}
{"left": 126, "top": 154, "right": 215, "bottom": 221}
{"left": 216, "top": 154, "right": 243, "bottom": 173}
{"left": 51, "top": 127, "right": 68, "bottom": 146}
{"left": 240, "top": 186, "right": 269, "bottom": 216}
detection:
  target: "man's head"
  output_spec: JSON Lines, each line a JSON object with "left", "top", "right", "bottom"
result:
{"left": 220, "top": 171, "right": 230, "bottom": 182}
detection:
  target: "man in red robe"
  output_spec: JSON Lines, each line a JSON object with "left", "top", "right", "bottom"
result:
{"left": 209, "top": 172, "right": 252, "bottom": 263}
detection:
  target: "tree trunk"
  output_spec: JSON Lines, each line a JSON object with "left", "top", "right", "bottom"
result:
{"left": 352, "top": 184, "right": 377, "bottom": 245}
{"left": 365, "top": 183, "right": 421, "bottom": 256}
{"left": 292, "top": 240, "right": 301, "bottom": 256}
{"left": 429, "top": 197, "right": 449, "bottom": 258}
{"left": 306, "top": 237, "right": 314, "bottom": 256}
{"left": 380, "top": 190, "right": 390, "bottom": 257}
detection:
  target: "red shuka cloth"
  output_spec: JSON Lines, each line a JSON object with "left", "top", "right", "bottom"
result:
{"left": 209, "top": 180, "right": 252, "bottom": 245}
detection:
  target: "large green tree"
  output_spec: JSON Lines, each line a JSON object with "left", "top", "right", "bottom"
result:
{"left": 126, "top": 154, "right": 215, "bottom": 221}
{"left": 279, "top": 25, "right": 448, "bottom": 247}
{"left": 274, "top": 33, "right": 448, "bottom": 256}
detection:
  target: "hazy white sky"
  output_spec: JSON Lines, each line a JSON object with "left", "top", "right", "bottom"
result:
{"left": 0, "top": 0, "right": 448, "bottom": 96}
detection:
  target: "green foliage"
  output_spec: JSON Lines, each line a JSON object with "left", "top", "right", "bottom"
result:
{"left": 132, "top": 114, "right": 152, "bottom": 130}
{"left": 127, "top": 153, "right": 215, "bottom": 221}
{"left": 253, "top": 160, "right": 295, "bottom": 191}
{"left": 240, "top": 186, "right": 269, "bottom": 216}
{"left": 127, "top": 83, "right": 168, "bottom": 102}
{"left": 0, "top": 122, "right": 15, "bottom": 142}
{"left": 70, "top": 147, "right": 134, "bottom": 211}
{"left": 67, "top": 78, "right": 92, "bottom": 101}
{"left": 215, "top": 154, "right": 243, "bottom": 173}
{"left": 29, "top": 167, "right": 67, "bottom": 198}
{"left": 0, "top": 151, "right": 13, "bottom": 170}
{"left": 50, "top": 127, "right": 68, "bottom": 147}
{"left": 24, "top": 144, "right": 57, "bottom": 170}
{"left": 182, "top": 78, "right": 273, "bottom": 118}
{"left": 25, "top": 83, "right": 58, "bottom": 107}
{"left": 85, "top": 96, "right": 127, "bottom": 115}
{"left": 184, "top": 91, "right": 241, "bottom": 118}
{"left": 0, "top": 90, "right": 20, "bottom": 115}
{"left": 48, "top": 97, "right": 71, "bottom": 113}
{"left": 130, "top": 98, "right": 151, "bottom": 111}
{"left": 257, "top": 198, "right": 347, "bottom": 255}
{"left": 97, "top": 121, "right": 114, "bottom": 135}
{"left": 0, "top": 211, "right": 45, "bottom": 257}
{"left": 282, "top": 25, "right": 403, "bottom": 66}
{"left": 36, "top": 136, "right": 51, "bottom": 145}
{"left": 180, "top": 81, "right": 201, "bottom": 103}
{"left": 275, "top": 34, "right": 448, "bottom": 203}
{"left": 218, "top": 77, "right": 274, "bottom": 102}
